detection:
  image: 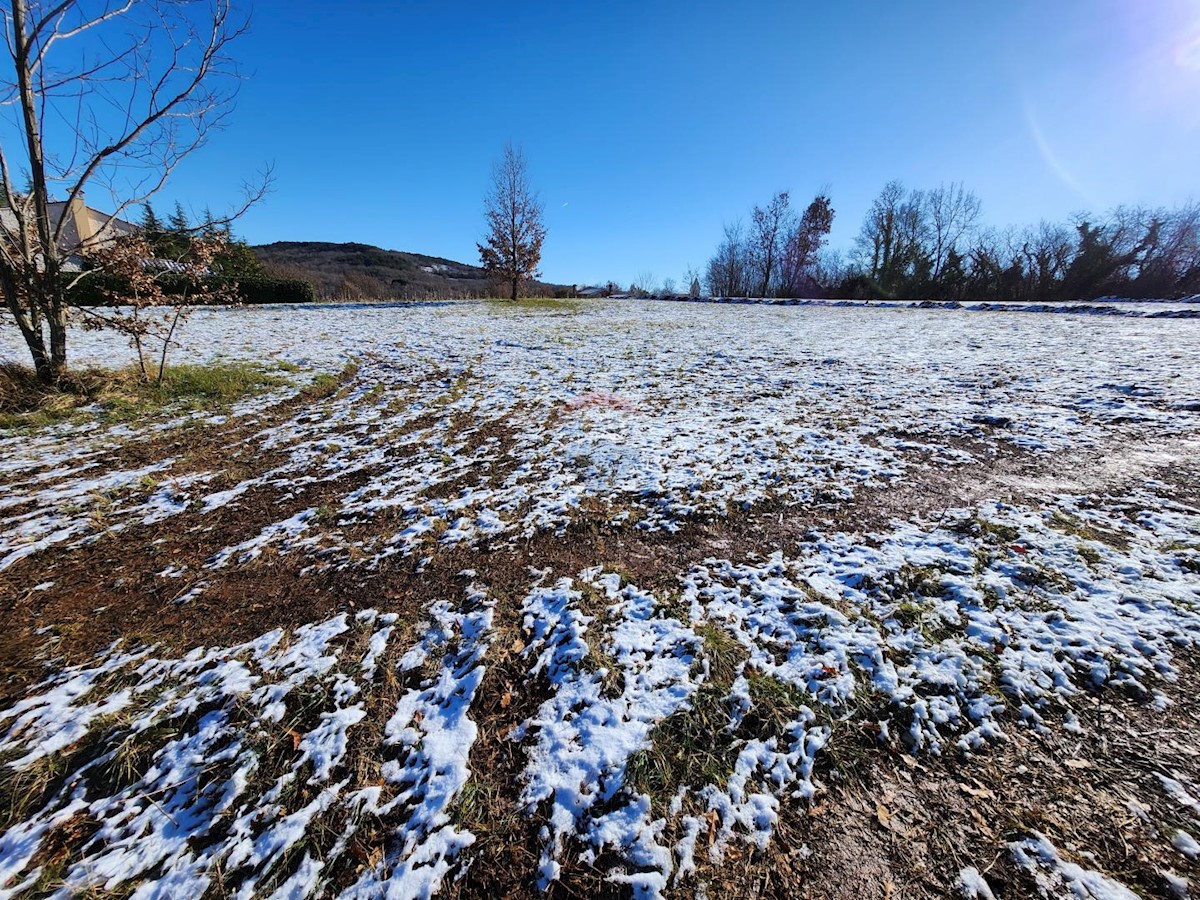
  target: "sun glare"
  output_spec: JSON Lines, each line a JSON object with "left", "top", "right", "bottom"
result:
{"left": 1178, "top": 31, "right": 1200, "bottom": 71}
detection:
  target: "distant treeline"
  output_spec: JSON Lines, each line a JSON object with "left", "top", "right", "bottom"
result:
{"left": 702, "top": 182, "right": 1200, "bottom": 301}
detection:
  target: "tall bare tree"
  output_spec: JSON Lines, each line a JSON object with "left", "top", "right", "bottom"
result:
{"left": 0, "top": 0, "right": 264, "bottom": 383}
{"left": 478, "top": 142, "right": 546, "bottom": 302}
{"left": 854, "top": 181, "right": 928, "bottom": 295}
{"left": 925, "top": 182, "right": 981, "bottom": 280}
{"left": 749, "top": 190, "right": 791, "bottom": 297}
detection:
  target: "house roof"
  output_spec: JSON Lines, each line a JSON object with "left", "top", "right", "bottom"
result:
{"left": 45, "top": 201, "right": 137, "bottom": 251}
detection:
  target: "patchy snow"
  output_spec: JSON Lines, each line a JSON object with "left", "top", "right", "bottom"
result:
{"left": 1173, "top": 831, "right": 1200, "bottom": 860}
{"left": 514, "top": 572, "right": 699, "bottom": 891}
{"left": 1009, "top": 832, "right": 1140, "bottom": 898}
{"left": 1, "top": 300, "right": 1198, "bottom": 895}
{"left": 3, "top": 302, "right": 1199, "bottom": 573}
{"left": 957, "top": 866, "right": 997, "bottom": 899}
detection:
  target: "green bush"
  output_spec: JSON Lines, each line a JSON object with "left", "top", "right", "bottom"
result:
{"left": 231, "top": 275, "right": 315, "bottom": 304}
{"left": 62, "top": 272, "right": 315, "bottom": 307}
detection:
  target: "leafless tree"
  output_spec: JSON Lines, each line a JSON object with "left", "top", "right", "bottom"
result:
{"left": 704, "top": 221, "right": 750, "bottom": 297}
{"left": 853, "top": 181, "right": 928, "bottom": 294}
{"left": 1017, "top": 221, "right": 1073, "bottom": 300}
{"left": 749, "top": 190, "right": 791, "bottom": 297}
{"left": 478, "top": 142, "right": 546, "bottom": 302}
{"left": 0, "top": 0, "right": 266, "bottom": 384}
{"left": 633, "top": 271, "right": 658, "bottom": 297}
{"left": 681, "top": 265, "right": 700, "bottom": 298}
{"left": 925, "top": 182, "right": 981, "bottom": 280}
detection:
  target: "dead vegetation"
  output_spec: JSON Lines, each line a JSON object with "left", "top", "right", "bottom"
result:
{"left": 1, "top": 355, "right": 1199, "bottom": 899}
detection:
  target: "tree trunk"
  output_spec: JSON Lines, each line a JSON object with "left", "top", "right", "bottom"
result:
{"left": 20, "top": 325, "right": 52, "bottom": 383}
{"left": 47, "top": 306, "right": 67, "bottom": 383}
{"left": 510, "top": 277, "right": 518, "bottom": 302}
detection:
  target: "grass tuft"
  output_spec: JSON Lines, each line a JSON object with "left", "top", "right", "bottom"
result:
{"left": 626, "top": 682, "right": 740, "bottom": 809}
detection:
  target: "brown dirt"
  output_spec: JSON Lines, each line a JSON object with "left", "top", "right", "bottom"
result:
{"left": 2, "top": 394, "right": 1199, "bottom": 897}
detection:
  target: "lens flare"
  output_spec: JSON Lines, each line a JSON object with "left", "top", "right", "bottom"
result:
{"left": 1178, "top": 32, "right": 1200, "bottom": 71}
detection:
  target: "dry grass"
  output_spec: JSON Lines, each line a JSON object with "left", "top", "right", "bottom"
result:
{"left": 2, "top": 357, "right": 1199, "bottom": 898}
{"left": 0, "top": 360, "right": 290, "bottom": 429}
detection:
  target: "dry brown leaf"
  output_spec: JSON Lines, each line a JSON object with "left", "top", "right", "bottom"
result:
{"left": 959, "top": 783, "right": 995, "bottom": 800}
{"left": 970, "top": 808, "right": 995, "bottom": 836}
{"left": 288, "top": 728, "right": 302, "bottom": 751}
{"left": 876, "top": 802, "right": 892, "bottom": 829}
{"left": 510, "top": 637, "right": 525, "bottom": 654}
{"left": 500, "top": 690, "right": 513, "bottom": 709}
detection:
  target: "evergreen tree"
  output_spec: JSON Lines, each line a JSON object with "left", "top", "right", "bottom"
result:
{"left": 168, "top": 201, "right": 189, "bottom": 233}
{"left": 211, "top": 240, "right": 263, "bottom": 278}
{"left": 140, "top": 203, "right": 165, "bottom": 256}
{"left": 163, "top": 202, "right": 191, "bottom": 259}
{"left": 200, "top": 206, "right": 218, "bottom": 239}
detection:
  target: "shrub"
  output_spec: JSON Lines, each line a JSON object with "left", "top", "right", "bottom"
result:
{"left": 63, "top": 272, "right": 315, "bottom": 307}
{"left": 229, "top": 276, "right": 315, "bottom": 305}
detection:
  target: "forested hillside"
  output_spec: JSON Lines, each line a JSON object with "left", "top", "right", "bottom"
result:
{"left": 252, "top": 241, "right": 573, "bottom": 301}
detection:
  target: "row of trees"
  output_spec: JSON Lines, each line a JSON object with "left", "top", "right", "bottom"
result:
{"left": 140, "top": 202, "right": 263, "bottom": 277}
{"left": 840, "top": 182, "right": 1200, "bottom": 302}
{"left": 704, "top": 190, "right": 835, "bottom": 298}
{"left": 701, "top": 181, "right": 1200, "bottom": 302}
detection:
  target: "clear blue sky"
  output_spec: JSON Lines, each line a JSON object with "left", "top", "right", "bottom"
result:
{"left": 161, "top": 0, "right": 1200, "bottom": 286}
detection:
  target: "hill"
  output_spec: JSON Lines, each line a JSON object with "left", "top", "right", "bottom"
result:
{"left": 251, "top": 241, "right": 573, "bottom": 301}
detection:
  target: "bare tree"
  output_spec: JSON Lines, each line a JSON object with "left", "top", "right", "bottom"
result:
{"left": 853, "top": 181, "right": 928, "bottom": 295}
{"left": 633, "top": 271, "right": 657, "bottom": 297}
{"left": 925, "top": 182, "right": 982, "bottom": 280}
{"left": 749, "top": 190, "right": 791, "bottom": 297}
{"left": 681, "top": 265, "right": 701, "bottom": 298}
{"left": 704, "top": 221, "right": 750, "bottom": 297}
{"left": 0, "top": 0, "right": 266, "bottom": 383}
{"left": 478, "top": 142, "right": 546, "bottom": 302}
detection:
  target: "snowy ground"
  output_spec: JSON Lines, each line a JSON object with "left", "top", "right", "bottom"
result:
{"left": 1, "top": 299, "right": 1200, "bottom": 898}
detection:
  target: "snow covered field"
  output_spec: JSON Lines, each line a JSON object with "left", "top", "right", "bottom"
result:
{"left": 1, "top": 299, "right": 1200, "bottom": 898}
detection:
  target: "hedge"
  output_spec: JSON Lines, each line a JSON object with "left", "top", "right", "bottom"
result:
{"left": 62, "top": 272, "right": 315, "bottom": 306}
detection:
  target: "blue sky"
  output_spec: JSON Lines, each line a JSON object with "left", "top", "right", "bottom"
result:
{"left": 158, "top": 0, "right": 1200, "bottom": 286}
